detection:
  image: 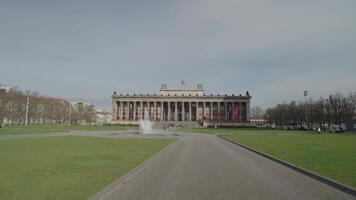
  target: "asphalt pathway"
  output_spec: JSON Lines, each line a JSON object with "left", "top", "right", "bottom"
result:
{"left": 1, "top": 131, "right": 353, "bottom": 199}
{"left": 92, "top": 133, "right": 354, "bottom": 200}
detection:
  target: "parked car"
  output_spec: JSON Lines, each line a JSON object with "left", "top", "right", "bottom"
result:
{"left": 298, "top": 127, "right": 307, "bottom": 131}
{"left": 329, "top": 125, "right": 344, "bottom": 133}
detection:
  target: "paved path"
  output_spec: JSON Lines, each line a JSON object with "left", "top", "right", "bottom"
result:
{"left": 0, "top": 130, "right": 176, "bottom": 141}
{"left": 91, "top": 133, "right": 354, "bottom": 200}
{"left": 0, "top": 132, "right": 71, "bottom": 140}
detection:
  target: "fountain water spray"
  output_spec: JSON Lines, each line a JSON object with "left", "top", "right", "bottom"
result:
{"left": 139, "top": 110, "right": 153, "bottom": 134}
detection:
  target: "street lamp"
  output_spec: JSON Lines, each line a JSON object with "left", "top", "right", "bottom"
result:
{"left": 304, "top": 90, "right": 308, "bottom": 128}
{"left": 25, "top": 96, "right": 29, "bottom": 126}
{"left": 68, "top": 104, "right": 72, "bottom": 126}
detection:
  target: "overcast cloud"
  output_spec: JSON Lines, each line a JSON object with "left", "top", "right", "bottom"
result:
{"left": 1, "top": 0, "right": 355, "bottom": 110}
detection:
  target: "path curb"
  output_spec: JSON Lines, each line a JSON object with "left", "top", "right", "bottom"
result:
{"left": 88, "top": 139, "right": 178, "bottom": 200}
{"left": 218, "top": 135, "right": 356, "bottom": 197}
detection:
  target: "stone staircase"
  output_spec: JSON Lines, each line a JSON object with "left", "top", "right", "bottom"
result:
{"left": 152, "top": 121, "right": 202, "bottom": 128}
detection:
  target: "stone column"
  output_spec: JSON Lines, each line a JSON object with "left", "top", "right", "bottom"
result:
{"left": 120, "top": 101, "right": 124, "bottom": 120}
{"left": 132, "top": 101, "right": 135, "bottom": 121}
{"left": 246, "top": 102, "right": 250, "bottom": 122}
{"left": 116, "top": 102, "right": 119, "bottom": 120}
{"left": 203, "top": 102, "right": 206, "bottom": 120}
{"left": 168, "top": 102, "right": 171, "bottom": 121}
{"left": 117, "top": 101, "right": 120, "bottom": 120}
{"left": 147, "top": 101, "right": 150, "bottom": 120}
{"left": 217, "top": 102, "right": 220, "bottom": 122}
{"left": 140, "top": 101, "right": 143, "bottom": 119}
{"left": 123, "top": 101, "right": 127, "bottom": 121}
{"left": 133, "top": 101, "right": 136, "bottom": 120}
{"left": 182, "top": 102, "right": 185, "bottom": 121}
{"left": 189, "top": 101, "right": 192, "bottom": 121}
{"left": 154, "top": 101, "right": 157, "bottom": 121}
{"left": 196, "top": 102, "right": 199, "bottom": 121}
{"left": 210, "top": 102, "right": 213, "bottom": 121}
{"left": 119, "top": 101, "right": 123, "bottom": 121}
{"left": 224, "top": 102, "right": 228, "bottom": 121}
{"left": 129, "top": 101, "right": 131, "bottom": 120}
{"left": 239, "top": 102, "right": 242, "bottom": 122}
{"left": 161, "top": 102, "right": 164, "bottom": 121}
{"left": 174, "top": 101, "right": 178, "bottom": 121}
{"left": 121, "top": 101, "right": 124, "bottom": 121}
{"left": 228, "top": 102, "right": 231, "bottom": 121}
{"left": 116, "top": 101, "right": 119, "bottom": 120}
{"left": 126, "top": 101, "right": 128, "bottom": 121}
{"left": 112, "top": 101, "right": 117, "bottom": 120}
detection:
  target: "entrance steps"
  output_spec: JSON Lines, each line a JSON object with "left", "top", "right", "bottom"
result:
{"left": 152, "top": 121, "right": 202, "bottom": 128}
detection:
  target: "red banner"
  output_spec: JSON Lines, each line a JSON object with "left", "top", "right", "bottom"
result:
{"left": 232, "top": 103, "right": 240, "bottom": 122}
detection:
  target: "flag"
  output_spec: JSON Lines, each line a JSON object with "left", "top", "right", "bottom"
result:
{"left": 181, "top": 80, "right": 186, "bottom": 85}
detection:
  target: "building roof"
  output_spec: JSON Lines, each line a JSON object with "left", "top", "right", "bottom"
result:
{"left": 112, "top": 84, "right": 251, "bottom": 100}
{"left": 159, "top": 88, "right": 204, "bottom": 97}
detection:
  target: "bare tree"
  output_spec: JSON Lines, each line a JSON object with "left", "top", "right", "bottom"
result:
{"left": 265, "top": 91, "right": 356, "bottom": 130}
{"left": 0, "top": 86, "right": 76, "bottom": 125}
{"left": 251, "top": 106, "right": 265, "bottom": 119}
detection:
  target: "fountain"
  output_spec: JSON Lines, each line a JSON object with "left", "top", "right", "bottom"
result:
{"left": 139, "top": 110, "right": 153, "bottom": 134}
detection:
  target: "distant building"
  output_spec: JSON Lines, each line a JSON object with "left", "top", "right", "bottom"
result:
{"left": 69, "top": 101, "right": 95, "bottom": 125}
{"left": 346, "top": 116, "right": 356, "bottom": 131}
{"left": 111, "top": 84, "right": 251, "bottom": 127}
{"left": 70, "top": 101, "right": 92, "bottom": 111}
{"left": 0, "top": 85, "right": 10, "bottom": 94}
{"left": 95, "top": 109, "right": 112, "bottom": 125}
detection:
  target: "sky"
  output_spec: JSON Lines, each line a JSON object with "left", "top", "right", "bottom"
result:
{"left": 1, "top": 0, "right": 355, "bottom": 110}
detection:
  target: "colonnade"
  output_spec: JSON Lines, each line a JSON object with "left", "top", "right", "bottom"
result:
{"left": 113, "top": 101, "right": 249, "bottom": 122}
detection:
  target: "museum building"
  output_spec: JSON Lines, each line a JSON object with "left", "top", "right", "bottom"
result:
{"left": 111, "top": 84, "right": 251, "bottom": 127}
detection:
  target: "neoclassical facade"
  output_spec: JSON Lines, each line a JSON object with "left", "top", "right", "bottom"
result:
{"left": 111, "top": 84, "right": 251, "bottom": 127}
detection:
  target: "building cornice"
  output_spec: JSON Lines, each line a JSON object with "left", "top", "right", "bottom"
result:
{"left": 111, "top": 96, "right": 251, "bottom": 102}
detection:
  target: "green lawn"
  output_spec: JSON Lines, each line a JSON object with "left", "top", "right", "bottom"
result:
{"left": 181, "top": 128, "right": 356, "bottom": 188}
{"left": 0, "top": 136, "right": 174, "bottom": 200}
{"left": 0, "top": 124, "right": 136, "bottom": 136}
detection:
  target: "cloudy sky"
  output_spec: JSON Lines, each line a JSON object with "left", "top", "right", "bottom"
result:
{"left": 1, "top": 0, "right": 355, "bottom": 110}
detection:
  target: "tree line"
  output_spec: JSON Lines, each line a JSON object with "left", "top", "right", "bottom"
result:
{"left": 264, "top": 91, "right": 356, "bottom": 130}
{"left": 0, "top": 86, "right": 96, "bottom": 125}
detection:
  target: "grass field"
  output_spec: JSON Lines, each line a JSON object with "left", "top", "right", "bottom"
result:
{"left": 0, "top": 136, "right": 174, "bottom": 200}
{"left": 180, "top": 128, "right": 356, "bottom": 188}
{"left": 0, "top": 124, "right": 137, "bottom": 136}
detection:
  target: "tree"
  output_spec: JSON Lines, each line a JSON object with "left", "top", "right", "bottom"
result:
{"left": 251, "top": 106, "right": 265, "bottom": 119}
{"left": 0, "top": 86, "right": 75, "bottom": 125}
{"left": 265, "top": 91, "right": 356, "bottom": 130}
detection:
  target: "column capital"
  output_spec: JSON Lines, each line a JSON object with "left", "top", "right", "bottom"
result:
{"left": 133, "top": 101, "right": 136, "bottom": 121}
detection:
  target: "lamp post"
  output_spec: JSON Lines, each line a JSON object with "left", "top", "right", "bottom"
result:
{"left": 304, "top": 90, "right": 308, "bottom": 128}
{"left": 68, "top": 104, "right": 72, "bottom": 126}
{"left": 25, "top": 96, "right": 29, "bottom": 126}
